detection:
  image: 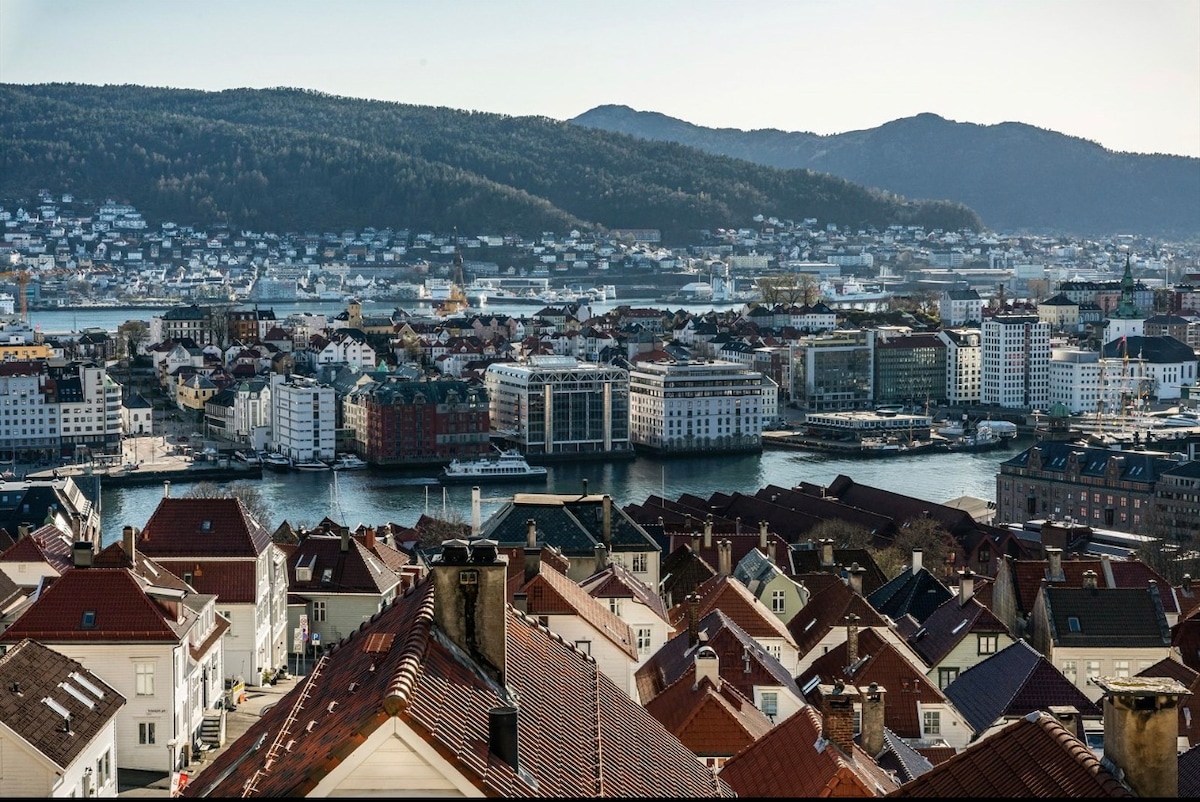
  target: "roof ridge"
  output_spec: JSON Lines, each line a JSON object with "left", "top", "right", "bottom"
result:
{"left": 383, "top": 582, "right": 436, "bottom": 713}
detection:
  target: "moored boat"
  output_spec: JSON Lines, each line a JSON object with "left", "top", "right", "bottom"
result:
{"left": 262, "top": 453, "right": 292, "bottom": 472}
{"left": 439, "top": 449, "right": 548, "bottom": 484}
{"left": 294, "top": 458, "right": 332, "bottom": 472}
{"left": 331, "top": 453, "right": 369, "bottom": 471}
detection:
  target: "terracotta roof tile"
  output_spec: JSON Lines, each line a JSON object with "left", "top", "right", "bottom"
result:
{"left": 521, "top": 563, "right": 637, "bottom": 659}
{"left": 644, "top": 668, "right": 773, "bottom": 758}
{"left": 669, "top": 573, "right": 796, "bottom": 646}
{"left": 139, "top": 497, "right": 274, "bottom": 557}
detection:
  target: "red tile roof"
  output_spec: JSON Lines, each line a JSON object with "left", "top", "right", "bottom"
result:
{"left": 669, "top": 573, "right": 796, "bottom": 646}
{"left": 186, "top": 579, "right": 733, "bottom": 798}
{"left": 139, "top": 497, "right": 274, "bottom": 558}
{"left": 885, "top": 712, "right": 1130, "bottom": 797}
{"left": 287, "top": 535, "right": 402, "bottom": 595}
{"left": 521, "top": 563, "right": 637, "bottom": 659}
{"left": 645, "top": 667, "right": 773, "bottom": 758}
{"left": 720, "top": 703, "right": 899, "bottom": 796}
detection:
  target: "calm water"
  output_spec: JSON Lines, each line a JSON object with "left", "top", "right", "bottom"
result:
{"left": 97, "top": 440, "right": 1028, "bottom": 547}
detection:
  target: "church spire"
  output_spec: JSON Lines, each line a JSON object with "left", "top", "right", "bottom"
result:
{"left": 1113, "top": 253, "right": 1140, "bottom": 319}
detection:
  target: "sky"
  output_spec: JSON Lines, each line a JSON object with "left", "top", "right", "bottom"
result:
{"left": 2, "top": 0, "right": 1198, "bottom": 158}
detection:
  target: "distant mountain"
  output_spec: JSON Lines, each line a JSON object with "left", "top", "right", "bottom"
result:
{"left": 0, "top": 84, "right": 981, "bottom": 244}
{"left": 570, "top": 106, "right": 1200, "bottom": 238}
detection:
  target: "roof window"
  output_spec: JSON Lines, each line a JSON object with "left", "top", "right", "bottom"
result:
{"left": 1068, "top": 616, "right": 1081, "bottom": 632}
{"left": 81, "top": 610, "right": 96, "bottom": 628}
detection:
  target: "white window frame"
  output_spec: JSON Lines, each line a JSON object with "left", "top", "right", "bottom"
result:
{"left": 312, "top": 599, "right": 327, "bottom": 623}
{"left": 138, "top": 720, "right": 156, "bottom": 745}
{"left": 771, "top": 589, "right": 786, "bottom": 613}
{"left": 923, "top": 710, "right": 941, "bottom": 737}
{"left": 134, "top": 662, "right": 155, "bottom": 696}
{"left": 636, "top": 627, "right": 652, "bottom": 656}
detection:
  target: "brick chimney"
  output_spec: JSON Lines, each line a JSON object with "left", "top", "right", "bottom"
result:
{"left": 1094, "top": 676, "right": 1189, "bottom": 798}
{"left": 820, "top": 538, "right": 834, "bottom": 568}
{"left": 959, "top": 567, "right": 975, "bottom": 605}
{"left": 846, "top": 613, "right": 860, "bottom": 666}
{"left": 364, "top": 527, "right": 376, "bottom": 549}
{"left": 759, "top": 520, "right": 769, "bottom": 550}
{"left": 704, "top": 515, "right": 713, "bottom": 549}
{"left": 847, "top": 562, "right": 864, "bottom": 596}
{"left": 819, "top": 681, "right": 861, "bottom": 756}
{"left": 430, "top": 538, "right": 510, "bottom": 684}
{"left": 694, "top": 645, "right": 720, "bottom": 689}
{"left": 122, "top": 525, "right": 137, "bottom": 565}
{"left": 687, "top": 593, "right": 700, "bottom": 647}
{"left": 861, "top": 683, "right": 887, "bottom": 758}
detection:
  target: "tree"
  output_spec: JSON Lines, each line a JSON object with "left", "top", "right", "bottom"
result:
{"left": 806, "top": 518, "right": 874, "bottom": 550}
{"left": 117, "top": 320, "right": 150, "bottom": 358}
{"left": 872, "top": 515, "right": 954, "bottom": 580}
{"left": 756, "top": 273, "right": 818, "bottom": 307}
{"left": 184, "top": 481, "right": 273, "bottom": 531}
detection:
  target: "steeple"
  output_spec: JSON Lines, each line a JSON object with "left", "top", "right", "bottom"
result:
{"left": 1113, "top": 254, "right": 1140, "bottom": 319}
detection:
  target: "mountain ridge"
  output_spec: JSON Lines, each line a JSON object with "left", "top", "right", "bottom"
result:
{"left": 570, "top": 105, "right": 1200, "bottom": 238}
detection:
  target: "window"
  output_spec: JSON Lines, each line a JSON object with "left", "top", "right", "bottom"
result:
{"left": 135, "top": 662, "right": 155, "bottom": 696}
{"left": 631, "top": 553, "right": 648, "bottom": 573}
{"left": 81, "top": 610, "right": 96, "bottom": 629}
{"left": 1086, "top": 660, "right": 1101, "bottom": 685}
{"left": 977, "top": 634, "right": 998, "bottom": 655}
{"left": 938, "top": 667, "right": 960, "bottom": 690}
{"left": 312, "top": 600, "right": 327, "bottom": 623}
{"left": 96, "top": 750, "right": 111, "bottom": 788}
{"left": 138, "top": 721, "right": 156, "bottom": 745}
{"left": 761, "top": 691, "right": 778, "bottom": 720}
{"left": 1115, "top": 660, "right": 1130, "bottom": 678}
{"left": 1067, "top": 617, "right": 1081, "bottom": 633}
{"left": 609, "top": 598, "right": 623, "bottom": 617}
{"left": 1062, "top": 660, "right": 1077, "bottom": 685}
{"left": 771, "top": 589, "right": 786, "bottom": 613}
{"left": 636, "top": 627, "right": 652, "bottom": 656}
{"left": 574, "top": 639, "right": 591, "bottom": 655}
{"left": 923, "top": 710, "right": 941, "bottom": 737}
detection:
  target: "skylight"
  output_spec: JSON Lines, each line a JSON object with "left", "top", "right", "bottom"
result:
{"left": 60, "top": 682, "right": 95, "bottom": 709}
{"left": 951, "top": 619, "right": 968, "bottom": 635}
{"left": 1068, "top": 616, "right": 1082, "bottom": 632}
{"left": 802, "top": 675, "right": 820, "bottom": 695}
{"left": 81, "top": 610, "right": 96, "bottom": 628}
{"left": 42, "top": 696, "right": 71, "bottom": 718}
{"left": 68, "top": 672, "right": 104, "bottom": 699}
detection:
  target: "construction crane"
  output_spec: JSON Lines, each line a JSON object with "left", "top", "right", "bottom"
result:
{"left": 0, "top": 269, "right": 31, "bottom": 323}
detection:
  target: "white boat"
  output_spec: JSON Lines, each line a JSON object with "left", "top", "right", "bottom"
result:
{"left": 294, "top": 458, "right": 332, "bottom": 472}
{"left": 439, "top": 449, "right": 548, "bottom": 485}
{"left": 331, "top": 453, "right": 369, "bottom": 471}
{"left": 1159, "top": 410, "right": 1200, "bottom": 427}
{"left": 262, "top": 453, "right": 292, "bottom": 472}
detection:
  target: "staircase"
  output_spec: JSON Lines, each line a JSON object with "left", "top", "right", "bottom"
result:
{"left": 200, "top": 711, "right": 224, "bottom": 748}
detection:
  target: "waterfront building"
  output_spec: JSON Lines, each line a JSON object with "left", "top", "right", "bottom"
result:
{"left": 269, "top": 374, "right": 336, "bottom": 463}
{"left": 150, "top": 303, "right": 222, "bottom": 347}
{"left": 938, "top": 328, "right": 982, "bottom": 406}
{"left": 628, "top": 358, "right": 763, "bottom": 454}
{"left": 0, "top": 361, "right": 58, "bottom": 460}
{"left": 486, "top": 355, "right": 631, "bottom": 459}
{"left": 803, "top": 409, "right": 933, "bottom": 443}
{"left": 981, "top": 314, "right": 1050, "bottom": 410}
{"left": 995, "top": 441, "right": 1176, "bottom": 532}
{"left": 139, "top": 496, "right": 287, "bottom": 691}
{"left": 346, "top": 377, "right": 489, "bottom": 466}
{"left": 1151, "top": 460, "right": 1200, "bottom": 544}
{"left": 1049, "top": 348, "right": 1102, "bottom": 414}
{"left": 789, "top": 330, "right": 873, "bottom": 412}
{"left": 53, "top": 360, "right": 122, "bottom": 459}
{"left": 229, "top": 378, "right": 270, "bottom": 446}
{"left": 871, "top": 331, "right": 946, "bottom": 406}
{"left": 1099, "top": 335, "right": 1197, "bottom": 401}
{"left": 939, "top": 287, "right": 984, "bottom": 327}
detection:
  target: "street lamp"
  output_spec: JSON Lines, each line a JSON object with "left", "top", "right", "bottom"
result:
{"left": 166, "top": 740, "right": 178, "bottom": 798}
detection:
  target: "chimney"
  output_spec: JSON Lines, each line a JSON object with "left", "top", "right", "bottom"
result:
{"left": 1047, "top": 705, "right": 1080, "bottom": 739}
{"left": 581, "top": 478, "right": 588, "bottom": 497}
{"left": 72, "top": 540, "right": 94, "bottom": 569}
{"left": 819, "top": 681, "right": 861, "bottom": 756}
{"left": 694, "top": 645, "right": 720, "bottom": 689}
{"left": 488, "top": 706, "right": 520, "bottom": 771}
{"left": 847, "top": 562, "right": 864, "bottom": 596}
{"left": 704, "top": 515, "right": 713, "bottom": 549}
{"left": 1184, "top": 574, "right": 1193, "bottom": 593}
{"left": 1082, "top": 569, "right": 1098, "bottom": 591}
{"left": 687, "top": 593, "right": 700, "bottom": 647}
{"left": 820, "top": 538, "right": 834, "bottom": 568}
{"left": 163, "top": 480, "right": 170, "bottom": 498}
{"left": 959, "top": 567, "right": 975, "bottom": 605}
{"left": 767, "top": 537, "right": 777, "bottom": 567}
{"left": 861, "top": 683, "right": 887, "bottom": 758}
{"left": 593, "top": 543, "right": 608, "bottom": 571}
{"left": 524, "top": 520, "right": 541, "bottom": 584}
{"left": 340, "top": 526, "right": 350, "bottom": 553}
{"left": 845, "top": 613, "right": 860, "bottom": 666}
{"left": 718, "top": 539, "right": 732, "bottom": 577}
{"left": 364, "top": 527, "right": 376, "bottom": 549}
{"left": 70, "top": 513, "right": 82, "bottom": 541}
{"left": 601, "top": 495, "right": 611, "bottom": 546}
{"left": 430, "top": 539, "right": 510, "bottom": 683}
{"left": 17, "top": 523, "right": 29, "bottom": 539}
{"left": 1094, "top": 676, "right": 1189, "bottom": 798}
{"left": 691, "top": 530, "right": 701, "bottom": 554}
{"left": 759, "top": 520, "right": 769, "bottom": 550}
{"left": 1046, "top": 546, "right": 1064, "bottom": 581}
{"left": 123, "top": 525, "right": 137, "bottom": 564}
{"left": 735, "top": 516, "right": 741, "bottom": 535}
{"left": 471, "top": 486, "right": 481, "bottom": 536}
{"left": 911, "top": 548, "right": 923, "bottom": 575}
{"left": 1100, "top": 553, "right": 1115, "bottom": 588}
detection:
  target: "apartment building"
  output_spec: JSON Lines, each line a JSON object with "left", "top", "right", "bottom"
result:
{"left": 484, "top": 355, "right": 631, "bottom": 458}
{"left": 628, "top": 358, "right": 763, "bottom": 455}
{"left": 1049, "top": 348, "right": 1102, "bottom": 414}
{"left": 268, "top": 374, "right": 335, "bottom": 462}
{"left": 939, "top": 328, "right": 982, "bottom": 406}
{"left": 982, "top": 315, "right": 1050, "bottom": 410}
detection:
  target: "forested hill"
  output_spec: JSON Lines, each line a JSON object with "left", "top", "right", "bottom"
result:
{"left": 571, "top": 105, "right": 1200, "bottom": 239}
{"left": 0, "top": 84, "right": 980, "bottom": 243}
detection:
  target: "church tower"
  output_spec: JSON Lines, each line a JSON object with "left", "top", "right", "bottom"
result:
{"left": 1104, "top": 254, "right": 1144, "bottom": 344}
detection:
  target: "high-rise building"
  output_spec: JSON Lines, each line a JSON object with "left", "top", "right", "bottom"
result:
{"left": 982, "top": 315, "right": 1050, "bottom": 410}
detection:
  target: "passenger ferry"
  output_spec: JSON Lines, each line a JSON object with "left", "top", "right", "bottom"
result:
{"left": 439, "top": 449, "right": 548, "bottom": 485}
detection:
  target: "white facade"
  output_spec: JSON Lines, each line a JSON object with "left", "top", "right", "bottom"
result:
{"left": 627, "top": 359, "right": 764, "bottom": 454}
{"left": 0, "top": 370, "right": 58, "bottom": 455}
{"left": 269, "top": 374, "right": 336, "bottom": 461}
{"left": 981, "top": 315, "right": 1051, "bottom": 410}
{"left": 939, "top": 329, "right": 982, "bottom": 405}
{"left": 231, "top": 381, "right": 270, "bottom": 442}
{"left": 211, "top": 546, "right": 289, "bottom": 686}
{"left": 1049, "top": 348, "right": 1103, "bottom": 414}
{"left": 939, "top": 291, "right": 985, "bottom": 327}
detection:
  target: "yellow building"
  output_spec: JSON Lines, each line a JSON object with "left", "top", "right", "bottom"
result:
{"left": 0, "top": 342, "right": 53, "bottom": 361}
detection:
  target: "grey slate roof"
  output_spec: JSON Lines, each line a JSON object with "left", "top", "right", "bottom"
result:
{"left": 1100, "top": 334, "right": 1197, "bottom": 363}
{"left": 868, "top": 566, "right": 952, "bottom": 624}
{"left": 1001, "top": 441, "right": 1176, "bottom": 485}
{"left": 1044, "top": 584, "right": 1173, "bottom": 649}
{"left": 480, "top": 494, "right": 659, "bottom": 558}
{"left": 944, "top": 639, "right": 1100, "bottom": 735}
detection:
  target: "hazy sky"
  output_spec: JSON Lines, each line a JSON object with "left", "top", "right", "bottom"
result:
{"left": 2, "top": 0, "right": 1198, "bottom": 157}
